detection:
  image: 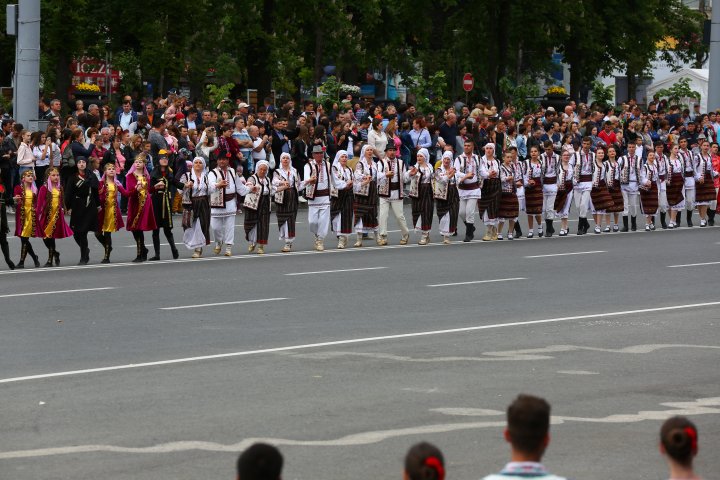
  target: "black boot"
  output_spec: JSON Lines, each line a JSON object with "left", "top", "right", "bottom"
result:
{"left": 44, "top": 248, "right": 55, "bottom": 267}
{"left": 687, "top": 210, "right": 693, "bottom": 227}
{"left": 514, "top": 221, "right": 522, "bottom": 238}
{"left": 101, "top": 244, "right": 111, "bottom": 263}
{"left": 132, "top": 239, "right": 144, "bottom": 263}
{"left": 630, "top": 216, "right": 637, "bottom": 231}
{"left": 28, "top": 243, "right": 40, "bottom": 267}
{"left": 577, "top": 218, "right": 585, "bottom": 235}
{"left": 544, "top": 219, "right": 553, "bottom": 237}
{"left": 621, "top": 216, "right": 629, "bottom": 232}
{"left": 1, "top": 237, "right": 14, "bottom": 270}
{"left": 167, "top": 231, "right": 179, "bottom": 259}
{"left": 16, "top": 243, "right": 27, "bottom": 269}
{"left": 149, "top": 231, "right": 161, "bottom": 261}
{"left": 463, "top": 222, "right": 474, "bottom": 242}
{"left": 660, "top": 212, "right": 667, "bottom": 229}
{"left": 708, "top": 210, "right": 715, "bottom": 226}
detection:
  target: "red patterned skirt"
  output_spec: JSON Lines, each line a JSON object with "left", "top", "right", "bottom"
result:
{"left": 640, "top": 182, "right": 659, "bottom": 215}
{"left": 591, "top": 180, "right": 614, "bottom": 211}
{"left": 607, "top": 185, "right": 624, "bottom": 213}
{"left": 499, "top": 191, "right": 519, "bottom": 219}
{"left": 524, "top": 184, "right": 543, "bottom": 215}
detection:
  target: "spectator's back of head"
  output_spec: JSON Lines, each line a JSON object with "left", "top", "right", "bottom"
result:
{"left": 237, "top": 443, "right": 283, "bottom": 480}
{"left": 660, "top": 416, "right": 698, "bottom": 467}
{"left": 404, "top": 441, "right": 445, "bottom": 480}
{"left": 506, "top": 394, "right": 551, "bottom": 458}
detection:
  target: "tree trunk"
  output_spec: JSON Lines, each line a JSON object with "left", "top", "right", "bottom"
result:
{"left": 626, "top": 68, "right": 636, "bottom": 102}
{"left": 55, "top": 49, "right": 71, "bottom": 109}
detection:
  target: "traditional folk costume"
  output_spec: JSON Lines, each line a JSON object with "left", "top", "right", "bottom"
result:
{"left": 37, "top": 175, "right": 73, "bottom": 267}
{"left": 330, "top": 150, "right": 355, "bottom": 249}
{"left": 656, "top": 151, "right": 670, "bottom": 228}
{"left": 666, "top": 156, "right": 686, "bottom": 228}
{"left": 679, "top": 146, "right": 696, "bottom": 226}
{"left": 353, "top": 145, "right": 380, "bottom": 246}
{"left": 376, "top": 146, "right": 410, "bottom": 246}
{"left": 13, "top": 178, "right": 41, "bottom": 268}
{"left": 149, "top": 164, "right": 185, "bottom": 260}
{"left": 540, "top": 150, "right": 559, "bottom": 236}
{"left": 694, "top": 151, "right": 716, "bottom": 226}
{"left": 97, "top": 171, "right": 128, "bottom": 263}
{"left": 478, "top": 147, "right": 501, "bottom": 241}
{"left": 180, "top": 158, "right": 210, "bottom": 258}
{"left": 553, "top": 162, "right": 574, "bottom": 236}
{"left": 126, "top": 162, "right": 157, "bottom": 262}
{"left": 523, "top": 158, "right": 544, "bottom": 237}
{"left": 243, "top": 167, "right": 273, "bottom": 254}
{"left": 273, "top": 153, "right": 301, "bottom": 252}
{"left": 512, "top": 156, "right": 526, "bottom": 237}
{"left": 304, "top": 152, "right": 334, "bottom": 251}
{"left": 589, "top": 159, "right": 614, "bottom": 233}
{"left": 639, "top": 161, "right": 659, "bottom": 230}
{"left": 65, "top": 168, "right": 100, "bottom": 265}
{"left": 498, "top": 162, "right": 519, "bottom": 240}
{"left": 605, "top": 158, "right": 624, "bottom": 231}
{"left": 0, "top": 180, "right": 15, "bottom": 269}
{"left": 407, "top": 148, "right": 434, "bottom": 245}
{"left": 435, "top": 152, "right": 460, "bottom": 243}
{"left": 618, "top": 151, "right": 642, "bottom": 231}
{"left": 572, "top": 148, "right": 594, "bottom": 235}
{"left": 453, "top": 150, "right": 481, "bottom": 241}
{"left": 208, "top": 164, "right": 241, "bottom": 256}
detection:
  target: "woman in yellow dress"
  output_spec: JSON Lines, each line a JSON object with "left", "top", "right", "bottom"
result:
{"left": 36, "top": 167, "right": 73, "bottom": 267}
{"left": 12, "top": 170, "right": 41, "bottom": 268}
{"left": 96, "top": 163, "right": 128, "bottom": 263}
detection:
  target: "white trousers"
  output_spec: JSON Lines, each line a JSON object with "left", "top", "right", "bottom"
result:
{"left": 684, "top": 187, "right": 696, "bottom": 211}
{"left": 573, "top": 189, "right": 591, "bottom": 218}
{"left": 378, "top": 198, "right": 408, "bottom": 236}
{"left": 308, "top": 205, "right": 330, "bottom": 239}
{"left": 555, "top": 192, "right": 573, "bottom": 218}
{"left": 279, "top": 221, "right": 294, "bottom": 243}
{"left": 211, "top": 215, "right": 235, "bottom": 246}
{"left": 622, "top": 191, "right": 640, "bottom": 217}
{"left": 659, "top": 188, "right": 669, "bottom": 213}
{"left": 458, "top": 198, "right": 478, "bottom": 224}
{"left": 543, "top": 193, "right": 557, "bottom": 220}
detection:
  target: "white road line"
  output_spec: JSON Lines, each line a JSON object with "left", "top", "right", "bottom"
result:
{"left": 159, "top": 297, "right": 289, "bottom": 311}
{"left": 427, "top": 277, "right": 526, "bottom": 288}
{"left": 524, "top": 250, "right": 606, "bottom": 259}
{"left": 124, "top": 243, "right": 169, "bottom": 248}
{"left": 285, "top": 267, "right": 386, "bottom": 276}
{"left": 667, "top": 261, "right": 720, "bottom": 268}
{"left": 2, "top": 300, "right": 718, "bottom": 384}
{"left": 0, "top": 287, "right": 116, "bottom": 299}
{"left": 1, "top": 226, "right": 716, "bottom": 276}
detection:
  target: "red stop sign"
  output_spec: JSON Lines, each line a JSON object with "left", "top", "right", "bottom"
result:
{"left": 462, "top": 73, "right": 474, "bottom": 92}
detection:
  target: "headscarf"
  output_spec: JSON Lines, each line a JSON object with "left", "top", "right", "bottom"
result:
{"left": 255, "top": 160, "right": 270, "bottom": 177}
{"left": 483, "top": 142, "right": 496, "bottom": 159}
{"left": 20, "top": 170, "right": 38, "bottom": 195}
{"left": 416, "top": 148, "right": 429, "bottom": 163}
{"left": 360, "top": 144, "right": 373, "bottom": 164}
{"left": 279, "top": 152, "right": 292, "bottom": 168}
{"left": 127, "top": 158, "right": 150, "bottom": 178}
{"left": 441, "top": 150, "right": 453, "bottom": 168}
{"left": 188, "top": 156, "right": 207, "bottom": 186}
{"left": 332, "top": 149, "right": 348, "bottom": 169}
{"left": 45, "top": 169, "right": 61, "bottom": 193}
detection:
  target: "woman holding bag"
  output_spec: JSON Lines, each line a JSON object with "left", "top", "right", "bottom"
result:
{"left": 181, "top": 156, "right": 211, "bottom": 258}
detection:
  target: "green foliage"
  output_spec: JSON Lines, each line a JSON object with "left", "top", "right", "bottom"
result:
{"left": 317, "top": 76, "right": 342, "bottom": 109}
{"left": 113, "top": 50, "right": 141, "bottom": 97}
{"left": 499, "top": 76, "right": 539, "bottom": 118}
{"left": 205, "top": 83, "right": 235, "bottom": 107}
{"left": 655, "top": 77, "right": 701, "bottom": 107}
{"left": 590, "top": 80, "right": 614, "bottom": 108}
{"left": 405, "top": 71, "right": 449, "bottom": 115}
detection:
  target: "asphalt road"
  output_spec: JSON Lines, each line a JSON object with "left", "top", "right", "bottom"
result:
{"left": 1, "top": 206, "right": 719, "bottom": 480}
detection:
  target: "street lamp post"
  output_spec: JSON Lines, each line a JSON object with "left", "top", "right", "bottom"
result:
{"left": 105, "top": 38, "right": 111, "bottom": 101}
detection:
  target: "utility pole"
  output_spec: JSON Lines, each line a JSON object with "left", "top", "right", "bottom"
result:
{"left": 708, "top": 1, "right": 720, "bottom": 111}
{"left": 7, "top": 0, "right": 41, "bottom": 126}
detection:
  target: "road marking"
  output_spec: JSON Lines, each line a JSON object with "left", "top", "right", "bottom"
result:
{"left": 0, "top": 226, "right": 716, "bottom": 276}
{"left": 159, "top": 297, "right": 289, "bottom": 311}
{"left": 0, "top": 397, "right": 717, "bottom": 459}
{"left": 124, "top": 243, "right": 170, "bottom": 248}
{"left": 524, "top": 250, "right": 606, "bottom": 259}
{"left": 3, "top": 301, "right": 720, "bottom": 384}
{"left": 427, "top": 277, "right": 526, "bottom": 287}
{"left": 667, "top": 261, "right": 720, "bottom": 268}
{"left": 0, "top": 287, "right": 116, "bottom": 299}
{"left": 285, "top": 266, "right": 386, "bottom": 276}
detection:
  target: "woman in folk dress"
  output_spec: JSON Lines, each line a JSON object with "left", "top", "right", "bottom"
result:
{"left": 434, "top": 151, "right": 459, "bottom": 244}
{"left": 330, "top": 150, "right": 354, "bottom": 249}
{"left": 407, "top": 148, "right": 434, "bottom": 245}
{"left": 272, "top": 153, "right": 301, "bottom": 252}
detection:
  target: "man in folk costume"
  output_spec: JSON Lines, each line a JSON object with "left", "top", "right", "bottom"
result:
{"left": 208, "top": 154, "right": 243, "bottom": 256}
{"left": 540, "top": 140, "right": 559, "bottom": 237}
{"left": 303, "top": 144, "right": 334, "bottom": 251}
{"left": 454, "top": 138, "right": 481, "bottom": 242}
{"left": 571, "top": 137, "right": 595, "bottom": 235}
{"left": 618, "top": 142, "right": 641, "bottom": 232}
{"left": 377, "top": 143, "right": 410, "bottom": 246}
{"left": 654, "top": 141, "right": 670, "bottom": 229}
{"left": 678, "top": 137, "right": 695, "bottom": 227}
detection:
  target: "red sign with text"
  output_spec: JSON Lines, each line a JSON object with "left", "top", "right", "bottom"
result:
{"left": 70, "top": 56, "right": 121, "bottom": 93}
